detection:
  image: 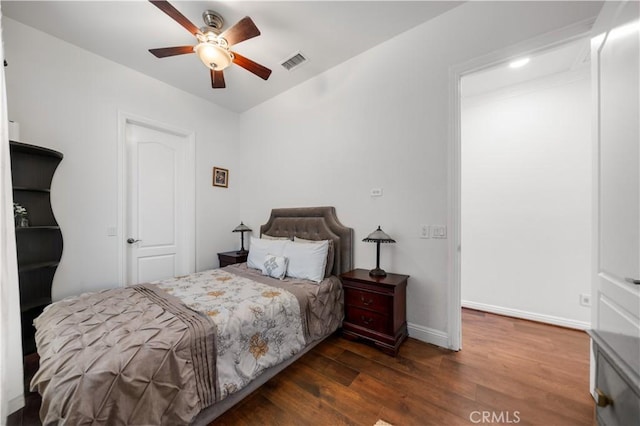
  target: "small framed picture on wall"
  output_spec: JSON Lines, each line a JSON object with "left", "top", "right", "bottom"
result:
{"left": 213, "top": 167, "right": 229, "bottom": 188}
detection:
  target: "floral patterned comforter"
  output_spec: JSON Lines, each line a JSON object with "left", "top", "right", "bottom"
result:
{"left": 154, "top": 268, "right": 306, "bottom": 400}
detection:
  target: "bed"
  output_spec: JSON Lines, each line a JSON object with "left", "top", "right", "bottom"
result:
{"left": 30, "top": 206, "right": 353, "bottom": 425}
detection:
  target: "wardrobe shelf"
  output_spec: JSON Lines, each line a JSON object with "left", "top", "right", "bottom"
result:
{"left": 13, "top": 187, "right": 51, "bottom": 193}
{"left": 18, "top": 261, "right": 60, "bottom": 273}
{"left": 15, "top": 226, "right": 60, "bottom": 231}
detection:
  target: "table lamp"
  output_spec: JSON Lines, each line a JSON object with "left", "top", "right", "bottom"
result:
{"left": 362, "top": 226, "right": 396, "bottom": 277}
{"left": 232, "top": 222, "right": 252, "bottom": 254}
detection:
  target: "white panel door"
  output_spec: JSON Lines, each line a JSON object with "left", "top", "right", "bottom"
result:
{"left": 592, "top": 1, "right": 640, "bottom": 340}
{"left": 126, "top": 122, "right": 192, "bottom": 284}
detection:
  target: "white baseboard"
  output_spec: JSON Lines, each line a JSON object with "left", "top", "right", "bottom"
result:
{"left": 8, "top": 393, "right": 25, "bottom": 416}
{"left": 406, "top": 302, "right": 590, "bottom": 350}
{"left": 407, "top": 322, "right": 449, "bottom": 348}
{"left": 462, "top": 300, "right": 591, "bottom": 330}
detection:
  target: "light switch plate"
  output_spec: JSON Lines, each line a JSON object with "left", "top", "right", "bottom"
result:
{"left": 420, "top": 225, "right": 430, "bottom": 239}
{"left": 432, "top": 225, "right": 447, "bottom": 239}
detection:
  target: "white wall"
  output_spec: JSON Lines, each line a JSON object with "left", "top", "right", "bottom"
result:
{"left": 3, "top": 17, "right": 242, "bottom": 300}
{"left": 238, "top": 2, "right": 602, "bottom": 345}
{"left": 461, "top": 68, "right": 592, "bottom": 328}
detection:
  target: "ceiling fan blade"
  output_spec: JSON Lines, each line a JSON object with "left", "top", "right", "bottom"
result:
{"left": 221, "top": 17, "right": 261, "bottom": 46}
{"left": 232, "top": 52, "right": 272, "bottom": 80}
{"left": 211, "top": 70, "right": 226, "bottom": 89}
{"left": 149, "top": 46, "right": 194, "bottom": 58}
{"left": 149, "top": 0, "right": 200, "bottom": 36}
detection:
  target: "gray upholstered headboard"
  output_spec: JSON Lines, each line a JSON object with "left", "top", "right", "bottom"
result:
{"left": 259, "top": 206, "right": 353, "bottom": 276}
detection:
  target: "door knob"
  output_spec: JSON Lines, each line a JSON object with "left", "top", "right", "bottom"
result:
{"left": 127, "top": 238, "right": 141, "bottom": 244}
{"left": 625, "top": 278, "right": 640, "bottom": 285}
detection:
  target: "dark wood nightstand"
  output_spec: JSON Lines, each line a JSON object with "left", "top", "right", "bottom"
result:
{"left": 217, "top": 251, "right": 248, "bottom": 267}
{"left": 340, "top": 268, "right": 408, "bottom": 356}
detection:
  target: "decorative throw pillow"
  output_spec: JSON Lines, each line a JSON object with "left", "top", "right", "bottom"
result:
{"left": 247, "top": 237, "right": 288, "bottom": 270}
{"left": 283, "top": 240, "right": 329, "bottom": 283}
{"left": 261, "top": 254, "right": 288, "bottom": 280}
{"left": 293, "top": 237, "right": 335, "bottom": 277}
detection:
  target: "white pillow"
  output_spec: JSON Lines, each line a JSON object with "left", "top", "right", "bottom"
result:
{"left": 283, "top": 240, "right": 329, "bottom": 283}
{"left": 261, "top": 234, "right": 290, "bottom": 240}
{"left": 293, "top": 237, "right": 335, "bottom": 277}
{"left": 261, "top": 254, "right": 288, "bottom": 280}
{"left": 247, "top": 237, "right": 288, "bottom": 270}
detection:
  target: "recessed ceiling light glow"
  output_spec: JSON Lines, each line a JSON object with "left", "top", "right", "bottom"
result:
{"left": 509, "top": 57, "right": 530, "bottom": 69}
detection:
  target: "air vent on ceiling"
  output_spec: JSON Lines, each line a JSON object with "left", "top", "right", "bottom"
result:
{"left": 280, "top": 52, "right": 307, "bottom": 71}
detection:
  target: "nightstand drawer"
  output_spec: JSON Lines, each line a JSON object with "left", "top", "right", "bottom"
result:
{"left": 345, "top": 288, "right": 391, "bottom": 313}
{"left": 345, "top": 306, "right": 391, "bottom": 334}
{"left": 596, "top": 351, "right": 640, "bottom": 426}
{"left": 218, "top": 251, "right": 248, "bottom": 268}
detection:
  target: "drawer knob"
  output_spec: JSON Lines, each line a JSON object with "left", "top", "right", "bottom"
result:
{"left": 360, "top": 315, "right": 373, "bottom": 325}
{"left": 595, "top": 388, "right": 613, "bottom": 407}
{"left": 360, "top": 295, "right": 373, "bottom": 306}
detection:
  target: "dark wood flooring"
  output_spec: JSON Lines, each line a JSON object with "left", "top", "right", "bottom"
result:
{"left": 8, "top": 309, "right": 594, "bottom": 425}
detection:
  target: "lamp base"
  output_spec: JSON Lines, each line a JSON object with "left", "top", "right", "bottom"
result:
{"left": 236, "top": 250, "right": 248, "bottom": 255}
{"left": 369, "top": 268, "right": 387, "bottom": 277}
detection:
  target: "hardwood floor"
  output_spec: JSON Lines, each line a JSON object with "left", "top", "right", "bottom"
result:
{"left": 8, "top": 309, "right": 594, "bottom": 425}
{"left": 214, "top": 309, "right": 594, "bottom": 425}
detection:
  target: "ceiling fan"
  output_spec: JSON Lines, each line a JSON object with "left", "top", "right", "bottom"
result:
{"left": 148, "top": 0, "right": 272, "bottom": 89}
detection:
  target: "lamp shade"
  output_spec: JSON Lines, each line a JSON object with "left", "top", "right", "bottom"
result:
{"left": 362, "top": 226, "right": 396, "bottom": 243}
{"left": 363, "top": 226, "right": 395, "bottom": 277}
{"left": 233, "top": 222, "right": 252, "bottom": 233}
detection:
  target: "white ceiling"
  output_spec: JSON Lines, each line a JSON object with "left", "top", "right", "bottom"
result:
{"left": 461, "top": 37, "right": 591, "bottom": 98}
{"left": 2, "top": 1, "right": 463, "bottom": 112}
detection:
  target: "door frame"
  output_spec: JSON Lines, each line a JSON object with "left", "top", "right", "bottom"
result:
{"left": 117, "top": 111, "right": 196, "bottom": 286}
{"left": 447, "top": 18, "right": 596, "bottom": 350}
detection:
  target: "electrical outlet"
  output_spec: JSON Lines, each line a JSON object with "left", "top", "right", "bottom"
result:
{"left": 579, "top": 294, "right": 591, "bottom": 307}
{"left": 420, "top": 225, "right": 430, "bottom": 239}
{"left": 370, "top": 188, "right": 383, "bottom": 197}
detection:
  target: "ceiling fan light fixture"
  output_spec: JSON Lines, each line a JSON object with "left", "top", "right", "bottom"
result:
{"left": 149, "top": 1, "right": 271, "bottom": 88}
{"left": 194, "top": 42, "right": 232, "bottom": 71}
